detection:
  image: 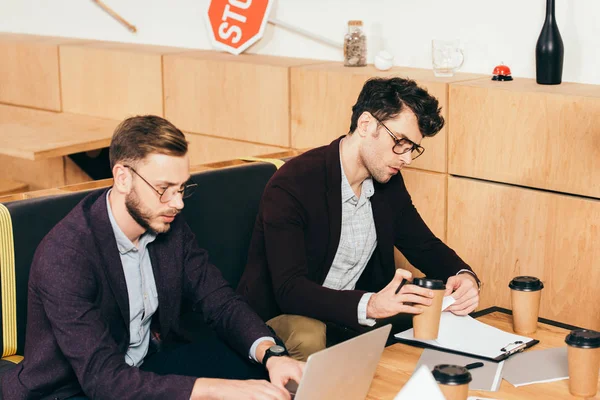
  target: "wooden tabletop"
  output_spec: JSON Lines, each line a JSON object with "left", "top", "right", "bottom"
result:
{"left": 366, "top": 310, "right": 600, "bottom": 400}
{"left": 0, "top": 104, "right": 119, "bottom": 160}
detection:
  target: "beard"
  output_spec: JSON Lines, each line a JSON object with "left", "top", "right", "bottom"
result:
{"left": 125, "top": 189, "right": 177, "bottom": 235}
{"left": 368, "top": 165, "right": 393, "bottom": 184}
{"left": 360, "top": 150, "right": 394, "bottom": 184}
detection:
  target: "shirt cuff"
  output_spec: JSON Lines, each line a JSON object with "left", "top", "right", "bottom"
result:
{"left": 358, "top": 293, "right": 377, "bottom": 327}
{"left": 456, "top": 269, "right": 481, "bottom": 290}
{"left": 249, "top": 336, "right": 276, "bottom": 362}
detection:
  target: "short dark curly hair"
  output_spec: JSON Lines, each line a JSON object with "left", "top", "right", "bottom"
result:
{"left": 348, "top": 77, "right": 444, "bottom": 137}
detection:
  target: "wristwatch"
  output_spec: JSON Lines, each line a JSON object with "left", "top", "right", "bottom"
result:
{"left": 262, "top": 344, "right": 289, "bottom": 366}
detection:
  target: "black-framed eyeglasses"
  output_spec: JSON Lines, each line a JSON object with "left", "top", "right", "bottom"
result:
{"left": 124, "top": 165, "right": 198, "bottom": 203}
{"left": 373, "top": 116, "right": 425, "bottom": 160}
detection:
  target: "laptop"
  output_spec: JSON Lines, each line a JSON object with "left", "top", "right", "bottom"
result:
{"left": 285, "top": 324, "right": 392, "bottom": 400}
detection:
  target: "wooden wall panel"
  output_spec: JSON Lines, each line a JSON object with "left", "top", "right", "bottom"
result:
{"left": 449, "top": 78, "right": 600, "bottom": 198}
{"left": 64, "top": 157, "right": 92, "bottom": 185}
{"left": 0, "top": 155, "right": 66, "bottom": 190}
{"left": 164, "top": 51, "right": 316, "bottom": 147}
{"left": 0, "top": 180, "right": 28, "bottom": 196}
{"left": 447, "top": 176, "right": 600, "bottom": 330}
{"left": 185, "top": 132, "right": 285, "bottom": 167}
{"left": 0, "top": 34, "right": 68, "bottom": 111}
{"left": 59, "top": 42, "right": 182, "bottom": 120}
{"left": 394, "top": 169, "right": 447, "bottom": 276}
{"left": 291, "top": 63, "right": 484, "bottom": 173}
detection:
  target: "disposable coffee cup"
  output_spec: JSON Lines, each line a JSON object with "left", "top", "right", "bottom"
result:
{"left": 509, "top": 276, "right": 543, "bottom": 334}
{"left": 565, "top": 329, "right": 600, "bottom": 398}
{"left": 412, "top": 278, "right": 446, "bottom": 340}
{"left": 432, "top": 364, "right": 472, "bottom": 400}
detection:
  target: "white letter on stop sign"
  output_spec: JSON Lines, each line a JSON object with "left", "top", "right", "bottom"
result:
{"left": 229, "top": 0, "right": 251, "bottom": 9}
{"left": 218, "top": 0, "right": 252, "bottom": 44}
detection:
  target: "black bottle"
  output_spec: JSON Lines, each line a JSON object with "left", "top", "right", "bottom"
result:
{"left": 535, "top": 0, "right": 564, "bottom": 85}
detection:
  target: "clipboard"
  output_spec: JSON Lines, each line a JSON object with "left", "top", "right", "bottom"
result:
{"left": 394, "top": 313, "right": 539, "bottom": 362}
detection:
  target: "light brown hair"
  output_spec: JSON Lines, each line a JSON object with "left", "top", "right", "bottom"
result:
{"left": 109, "top": 115, "right": 188, "bottom": 169}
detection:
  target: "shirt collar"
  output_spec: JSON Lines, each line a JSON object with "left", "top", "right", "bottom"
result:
{"left": 339, "top": 145, "right": 375, "bottom": 203}
{"left": 106, "top": 190, "right": 156, "bottom": 255}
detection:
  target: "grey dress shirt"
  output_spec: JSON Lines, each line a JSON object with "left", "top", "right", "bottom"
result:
{"left": 322, "top": 154, "right": 377, "bottom": 326}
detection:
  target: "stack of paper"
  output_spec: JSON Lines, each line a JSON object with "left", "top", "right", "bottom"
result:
{"left": 395, "top": 312, "right": 537, "bottom": 361}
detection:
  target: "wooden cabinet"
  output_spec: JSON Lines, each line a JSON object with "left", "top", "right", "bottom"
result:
{"left": 449, "top": 78, "right": 600, "bottom": 198}
{"left": 164, "top": 51, "right": 317, "bottom": 147}
{"left": 394, "top": 168, "right": 447, "bottom": 275}
{"left": 185, "top": 132, "right": 285, "bottom": 167}
{"left": 0, "top": 34, "right": 76, "bottom": 111}
{"left": 291, "top": 63, "right": 484, "bottom": 173}
{"left": 60, "top": 42, "right": 189, "bottom": 120}
{"left": 447, "top": 176, "right": 600, "bottom": 330}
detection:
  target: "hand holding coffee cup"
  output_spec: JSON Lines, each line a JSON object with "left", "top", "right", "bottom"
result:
{"left": 565, "top": 329, "right": 600, "bottom": 398}
{"left": 432, "top": 364, "right": 472, "bottom": 400}
{"left": 412, "top": 278, "right": 446, "bottom": 340}
{"left": 366, "top": 269, "right": 434, "bottom": 320}
{"left": 509, "top": 276, "right": 544, "bottom": 334}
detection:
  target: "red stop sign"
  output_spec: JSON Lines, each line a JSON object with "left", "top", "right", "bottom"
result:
{"left": 206, "top": 0, "right": 273, "bottom": 55}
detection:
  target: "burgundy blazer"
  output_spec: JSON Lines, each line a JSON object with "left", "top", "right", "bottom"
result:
{"left": 2, "top": 189, "right": 272, "bottom": 400}
{"left": 237, "top": 137, "right": 475, "bottom": 331}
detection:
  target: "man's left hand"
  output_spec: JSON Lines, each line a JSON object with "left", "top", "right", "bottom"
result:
{"left": 265, "top": 356, "right": 305, "bottom": 391}
{"left": 444, "top": 273, "right": 479, "bottom": 315}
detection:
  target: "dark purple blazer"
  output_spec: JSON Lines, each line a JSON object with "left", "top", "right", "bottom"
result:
{"left": 237, "top": 137, "right": 475, "bottom": 331}
{"left": 2, "top": 189, "right": 272, "bottom": 400}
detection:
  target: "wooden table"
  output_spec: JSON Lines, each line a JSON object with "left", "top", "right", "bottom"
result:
{"left": 367, "top": 309, "right": 600, "bottom": 400}
{"left": 0, "top": 104, "right": 119, "bottom": 190}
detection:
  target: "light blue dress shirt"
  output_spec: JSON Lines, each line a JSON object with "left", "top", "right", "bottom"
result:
{"left": 106, "top": 191, "right": 272, "bottom": 365}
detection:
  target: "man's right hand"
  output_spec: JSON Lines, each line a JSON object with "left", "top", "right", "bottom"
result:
{"left": 366, "top": 269, "right": 434, "bottom": 320}
{"left": 191, "top": 378, "right": 291, "bottom": 400}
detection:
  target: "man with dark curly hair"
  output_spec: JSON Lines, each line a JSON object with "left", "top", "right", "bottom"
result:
{"left": 238, "top": 77, "right": 481, "bottom": 361}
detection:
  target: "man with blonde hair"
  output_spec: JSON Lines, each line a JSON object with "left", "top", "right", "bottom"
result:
{"left": 2, "top": 116, "right": 303, "bottom": 400}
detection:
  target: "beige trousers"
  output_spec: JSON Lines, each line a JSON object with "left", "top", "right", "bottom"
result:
{"left": 267, "top": 314, "right": 327, "bottom": 362}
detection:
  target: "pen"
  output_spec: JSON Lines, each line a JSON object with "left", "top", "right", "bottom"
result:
{"left": 465, "top": 362, "right": 484, "bottom": 370}
{"left": 394, "top": 278, "right": 407, "bottom": 295}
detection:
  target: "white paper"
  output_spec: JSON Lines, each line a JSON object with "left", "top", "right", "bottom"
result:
{"left": 395, "top": 312, "right": 533, "bottom": 360}
{"left": 394, "top": 365, "right": 446, "bottom": 400}
{"left": 467, "top": 397, "right": 500, "bottom": 400}
{"left": 442, "top": 295, "right": 456, "bottom": 311}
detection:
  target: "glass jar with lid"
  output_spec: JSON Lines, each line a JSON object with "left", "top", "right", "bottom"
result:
{"left": 344, "top": 20, "right": 367, "bottom": 67}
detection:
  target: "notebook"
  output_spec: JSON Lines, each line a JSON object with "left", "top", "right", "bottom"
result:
{"left": 415, "top": 348, "right": 504, "bottom": 391}
{"left": 395, "top": 312, "right": 539, "bottom": 362}
{"left": 502, "top": 346, "right": 569, "bottom": 387}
